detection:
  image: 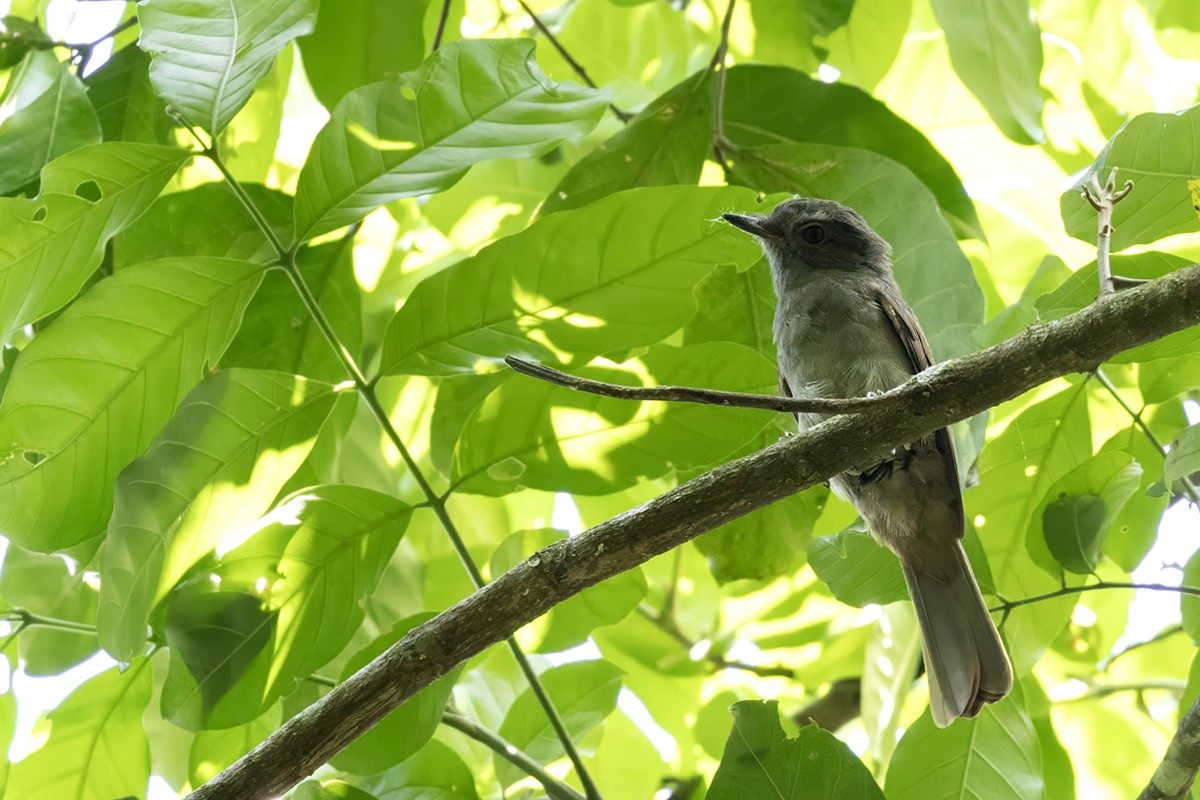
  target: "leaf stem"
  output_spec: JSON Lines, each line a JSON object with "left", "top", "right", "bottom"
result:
{"left": 991, "top": 580, "right": 1200, "bottom": 614}
{"left": 635, "top": 603, "right": 794, "bottom": 678}
{"left": 442, "top": 711, "right": 587, "bottom": 800}
{"left": 1080, "top": 168, "right": 1135, "bottom": 296}
{"left": 710, "top": 0, "right": 737, "bottom": 164}
{"left": 431, "top": 0, "right": 452, "bottom": 52}
{"left": 201, "top": 148, "right": 603, "bottom": 800}
{"left": 514, "top": 0, "right": 631, "bottom": 123}
{"left": 2, "top": 608, "right": 98, "bottom": 635}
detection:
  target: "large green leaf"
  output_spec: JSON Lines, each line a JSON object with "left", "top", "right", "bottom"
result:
{"left": 695, "top": 487, "right": 829, "bottom": 584}
{"left": 6, "top": 661, "right": 152, "bottom": 800}
{"left": 380, "top": 185, "right": 765, "bottom": 376}
{"left": 450, "top": 342, "right": 777, "bottom": 495}
{"left": 137, "top": 0, "right": 318, "bottom": 135}
{"left": 189, "top": 705, "right": 280, "bottom": 786}
{"left": 971, "top": 385, "right": 1092, "bottom": 672}
{"left": 722, "top": 64, "right": 981, "bottom": 238}
{"left": 819, "top": 0, "right": 912, "bottom": 91}
{"left": 1061, "top": 104, "right": 1200, "bottom": 249}
{"left": 332, "top": 615, "right": 465, "bottom": 774}
{"left": 0, "top": 257, "right": 263, "bottom": 552}
{"left": 354, "top": 740, "right": 480, "bottom": 800}
{"left": 885, "top": 684, "right": 1044, "bottom": 799}
{"left": 0, "top": 142, "right": 190, "bottom": 335}
{"left": 808, "top": 527, "right": 909, "bottom": 607}
{"left": 929, "top": 0, "right": 1046, "bottom": 145}
{"left": 162, "top": 485, "right": 411, "bottom": 728}
{"left": 98, "top": 369, "right": 339, "bottom": 662}
{"left": 292, "top": 38, "right": 610, "bottom": 243}
{"left": 297, "top": 0, "right": 427, "bottom": 110}
{"left": 728, "top": 143, "right": 984, "bottom": 362}
{"left": 541, "top": 69, "right": 712, "bottom": 216}
{"left": 708, "top": 700, "right": 885, "bottom": 799}
{"left": 496, "top": 659, "right": 623, "bottom": 787}
{"left": 1036, "top": 452, "right": 1141, "bottom": 575}
{"left": 1098, "top": 425, "right": 1171, "bottom": 572}
{"left": 83, "top": 44, "right": 175, "bottom": 145}
{"left": 0, "top": 50, "right": 101, "bottom": 193}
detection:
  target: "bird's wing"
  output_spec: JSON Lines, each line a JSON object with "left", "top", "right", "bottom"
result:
{"left": 875, "top": 290, "right": 963, "bottom": 508}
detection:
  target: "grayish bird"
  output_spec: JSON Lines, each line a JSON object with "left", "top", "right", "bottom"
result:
{"left": 723, "top": 198, "right": 1012, "bottom": 727}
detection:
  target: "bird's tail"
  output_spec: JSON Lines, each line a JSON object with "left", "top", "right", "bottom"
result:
{"left": 901, "top": 543, "right": 1012, "bottom": 727}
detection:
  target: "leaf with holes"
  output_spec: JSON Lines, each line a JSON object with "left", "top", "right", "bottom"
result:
{"left": 0, "top": 257, "right": 262, "bottom": 553}
{"left": 137, "top": 0, "right": 317, "bottom": 135}
{"left": 292, "top": 38, "right": 609, "bottom": 242}
{"left": 0, "top": 50, "right": 101, "bottom": 193}
{"left": 98, "top": 369, "right": 338, "bottom": 663}
{"left": 0, "top": 142, "right": 189, "bottom": 336}
{"left": 708, "top": 700, "right": 885, "bottom": 799}
{"left": 380, "top": 186, "right": 765, "bottom": 376}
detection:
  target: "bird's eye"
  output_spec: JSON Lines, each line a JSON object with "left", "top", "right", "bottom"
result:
{"left": 800, "top": 223, "right": 826, "bottom": 244}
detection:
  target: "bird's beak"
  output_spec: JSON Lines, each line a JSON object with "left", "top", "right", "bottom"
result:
{"left": 722, "top": 213, "right": 775, "bottom": 238}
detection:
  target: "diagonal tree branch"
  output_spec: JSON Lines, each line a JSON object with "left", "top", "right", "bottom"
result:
{"left": 1140, "top": 693, "right": 1200, "bottom": 800}
{"left": 188, "top": 263, "right": 1200, "bottom": 800}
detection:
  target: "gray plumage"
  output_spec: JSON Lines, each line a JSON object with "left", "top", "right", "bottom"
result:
{"left": 723, "top": 198, "right": 1012, "bottom": 727}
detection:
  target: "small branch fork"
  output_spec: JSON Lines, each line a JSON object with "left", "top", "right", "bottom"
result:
{"left": 1081, "top": 168, "right": 1136, "bottom": 296}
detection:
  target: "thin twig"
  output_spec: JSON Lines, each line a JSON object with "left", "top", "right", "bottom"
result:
{"left": 197, "top": 146, "right": 603, "bottom": 800}
{"left": 1092, "top": 368, "right": 1200, "bottom": 505}
{"left": 635, "top": 604, "right": 794, "bottom": 678}
{"left": 431, "top": 0, "right": 452, "bottom": 52}
{"left": 505, "top": 355, "right": 883, "bottom": 414}
{"left": 442, "top": 711, "right": 586, "bottom": 800}
{"left": 990, "top": 581, "right": 1200, "bottom": 614}
{"left": 2, "top": 609, "right": 98, "bottom": 635}
{"left": 1099, "top": 625, "right": 1184, "bottom": 671}
{"left": 1080, "top": 167, "right": 1135, "bottom": 296}
{"left": 1058, "top": 679, "right": 1186, "bottom": 704}
{"left": 514, "top": 0, "right": 630, "bottom": 123}
{"left": 710, "top": 0, "right": 737, "bottom": 164}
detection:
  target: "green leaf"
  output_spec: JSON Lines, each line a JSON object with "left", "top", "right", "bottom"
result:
{"left": 0, "top": 16, "right": 42, "bottom": 69}
{"left": 542, "top": 69, "right": 712, "bottom": 216}
{"left": 6, "top": 661, "right": 152, "bottom": 800}
{"left": 0, "top": 50, "right": 101, "bottom": 193}
{"left": 189, "top": 705, "right": 280, "bottom": 786}
{"left": 115, "top": 181, "right": 288, "bottom": 266}
{"left": 1035, "top": 252, "right": 1198, "bottom": 362}
{"left": 292, "top": 38, "right": 610, "bottom": 243}
{"left": 808, "top": 527, "right": 909, "bottom": 607}
{"left": 98, "top": 369, "right": 339, "bottom": 662}
{"left": 683, "top": 260, "right": 776, "bottom": 355}
{"left": 1042, "top": 494, "right": 1108, "bottom": 574}
{"left": 162, "top": 592, "right": 275, "bottom": 728}
{"left": 1165, "top": 423, "right": 1200, "bottom": 485}
{"left": 861, "top": 604, "right": 922, "bottom": 770}
{"left": 929, "top": 0, "right": 1046, "bottom": 145}
{"left": 971, "top": 384, "right": 1091, "bottom": 672}
{"left": 332, "top": 615, "right": 465, "bottom": 774}
{"left": 163, "top": 485, "right": 411, "bottom": 728}
{"left": 1037, "top": 453, "right": 1141, "bottom": 575}
{"left": 885, "top": 683, "right": 1044, "bottom": 799}
{"left": 83, "top": 44, "right": 175, "bottom": 145}
{"left": 0, "top": 690, "right": 13, "bottom": 794}
{"left": 0, "top": 257, "right": 263, "bottom": 552}
{"left": 138, "top": 0, "right": 318, "bottom": 135}
{"left": 297, "top": 0, "right": 427, "bottom": 109}
{"left": 490, "top": 529, "right": 647, "bottom": 652}
{"left": 818, "top": 0, "right": 912, "bottom": 91}
{"left": 496, "top": 659, "right": 623, "bottom": 787}
{"left": 354, "top": 740, "right": 480, "bottom": 800}
{"left": 381, "top": 185, "right": 765, "bottom": 376}
{"left": 722, "top": 64, "right": 981, "bottom": 238}
{"left": 450, "top": 342, "right": 777, "bottom": 495}
{"left": 0, "top": 141, "right": 190, "bottom": 335}
{"left": 1139, "top": 355, "right": 1200, "bottom": 405}
{"left": 695, "top": 488, "right": 829, "bottom": 584}
{"left": 729, "top": 142, "right": 984, "bottom": 361}
{"left": 1061, "top": 104, "right": 1200, "bottom": 249}
{"left": 221, "top": 240, "right": 363, "bottom": 382}
{"left": 1098, "top": 426, "right": 1171, "bottom": 572}
{"left": 708, "top": 699, "right": 885, "bottom": 800}
{"left": 0, "top": 545, "right": 98, "bottom": 675}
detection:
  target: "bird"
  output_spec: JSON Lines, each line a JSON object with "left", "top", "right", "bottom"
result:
{"left": 723, "top": 197, "right": 1012, "bottom": 727}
